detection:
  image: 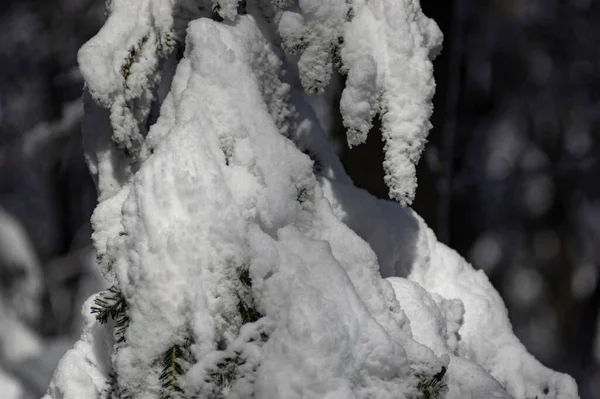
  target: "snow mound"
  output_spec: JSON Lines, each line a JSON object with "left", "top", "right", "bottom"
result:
{"left": 387, "top": 278, "right": 513, "bottom": 399}
{"left": 51, "top": 14, "right": 449, "bottom": 399}
{"left": 46, "top": 1, "right": 580, "bottom": 398}
{"left": 321, "top": 176, "right": 579, "bottom": 399}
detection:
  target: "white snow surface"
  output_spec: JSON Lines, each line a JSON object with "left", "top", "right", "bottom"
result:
{"left": 340, "top": 0, "right": 442, "bottom": 205}
{"left": 277, "top": 0, "right": 442, "bottom": 205}
{"left": 47, "top": 1, "right": 579, "bottom": 399}
{"left": 45, "top": 296, "right": 113, "bottom": 399}
{"left": 320, "top": 177, "right": 579, "bottom": 399}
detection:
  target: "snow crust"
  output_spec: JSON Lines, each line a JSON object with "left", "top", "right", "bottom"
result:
{"left": 47, "top": 1, "right": 579, "bottom": 398}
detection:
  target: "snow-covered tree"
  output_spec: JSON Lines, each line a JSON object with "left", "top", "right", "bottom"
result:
{"left": 45, "top": 1, "right": 579, "bottom": 398}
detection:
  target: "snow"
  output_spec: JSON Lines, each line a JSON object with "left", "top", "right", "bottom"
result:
{"left": 275, "top": 0, "right": 441, "bottom": 204}
{"left": 77, "top": 0, "right": 178, "bottom": 160}
{"left": 44, "top": 295, "right": 113, "bottom": 399}
{"left": 387, "top": 278, "right": 463, "bottom": 357}
{"left": 46, "top": 1, "right": 579, "bottom": 398}
{"left": 320, "top": 175, "right": 578, "bottom": 398}
{"left": 341, "top": 0, "right": 441, "bottom": 205}
{"left": 0, "top": 370, "right": 24, "bottom": 399}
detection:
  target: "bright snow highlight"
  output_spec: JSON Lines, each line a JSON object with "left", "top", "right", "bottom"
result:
{"left": 44, "top": 1, "right": 578, "bottom": 399}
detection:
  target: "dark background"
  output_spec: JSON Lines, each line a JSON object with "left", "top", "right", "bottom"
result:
{"left": 0, "top": 0, "right": 597, "bottom": 397}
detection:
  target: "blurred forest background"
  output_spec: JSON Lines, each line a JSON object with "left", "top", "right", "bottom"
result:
{"left": 0, "top": 0, "right": 598, "bottom": 398}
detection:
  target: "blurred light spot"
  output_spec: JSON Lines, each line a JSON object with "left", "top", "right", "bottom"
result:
{"left": 471, "top": 58, "right": 492, "bottom": 95}
{"left": 526, "top": 307, "right": 557, "bottom": 361}
{"left": 569, "top": 60, "right": 593, "bottom": 83}
{"left": 522, "top": 176, "right": 554, "bottom": 217}
{"left": 506, "top": 268, "right": 544, "bottom": 307}
{"left": 530, "top": 50, "right": 553, "bottom": 86}
{"left": 533, "top": 229, "right": 560, "bottom": 261}
{"left": 565, "top": 123, "right": 591, "bottom": 158}
{"left": 571, "top": 263, "right": 597, "bottom": 300}
{"left": 523, "top": 0, "right": 557, "bottom": 22}
{"left": 486, "top": 120, "right": 525, "bottom": 180}
{"left": 424, "top": 146, "right": 441, "bottom": 172}
{"left": 470, "top": 234, "right": 502, "bottom": 272}
{"left": 520, "top": 146, "right": 549, "bottom": 172}
{"left": 486, "top": 154, "right": 513, "bottom": 180}
{"left": 572, "top": 0, "right": 590, "bottom": 9}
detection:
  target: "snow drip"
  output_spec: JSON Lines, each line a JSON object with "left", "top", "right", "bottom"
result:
{"left": 44, "top": 1, "right": 579, "bottom": 399}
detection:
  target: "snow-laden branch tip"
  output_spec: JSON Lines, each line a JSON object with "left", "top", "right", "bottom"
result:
{"left": 44, "top": 1, "right": 579, "bottom": 398}
{"left": 278, "top": 0, "right": 442, "bottom": 204}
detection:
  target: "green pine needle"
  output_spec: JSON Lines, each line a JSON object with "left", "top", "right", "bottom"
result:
{"left": 208, "top": 354, "right": 245, "bottom": 390}
{"left": 237, "top": 297, "right": 262, "bottom": 325}
{"left": 159, "top": 344, "right": 190, "bottom": 399}
{"left": 238, "top": 268, "right": 252, "bottom": 288}
{"left": 90, "top": 285, "right": 129, "bottom": 343}
{"left": 91, "top": 286, "right": 126, "bottom": 324}
{"left": 416, "top": 366, "right": 447, "bottom": 399}
{"left": 120, "top": 35, "right": 149, "bottom": 80}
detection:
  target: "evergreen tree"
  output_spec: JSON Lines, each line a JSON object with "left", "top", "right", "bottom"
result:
{"left": 44, "top": 1, "right": 578, "bottom": 398}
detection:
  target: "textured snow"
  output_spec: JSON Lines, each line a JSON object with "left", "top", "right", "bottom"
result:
{"left": 387, "top": 278, "right": 463, "bottom": 357}
{"left": 412, "top": 241, "right": 579, "bottom": 399}
{"left": 80, "top": 0, "right": 439, "bottom": 204}
{"left": 44, "top": 295, "right": 113, "bottom": 399}
{"left": 278, "top": 0, "right": 347, "bottom": 94}
{"left": 342, "top": 0, "right": 441, "bottom": 205}
{"left": 55, "top": 15, "right": 446, "bottom": 399}
{"left": 47, "top": 1, "right": 579, "bottom": 398}
{"left": 277, "top": 0, "right": 441, "bottom": 204}
{"left": 320, "top": 177, "right": 579, "bottom": 399}
{"left": 387, "top": 278, "right": 513, "bottom": 399}
{"left": 77, "top": 0, "right": 179, "bottom": 160}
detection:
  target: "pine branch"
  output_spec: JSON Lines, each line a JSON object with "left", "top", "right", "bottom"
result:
{"left": 208, "top": 353, "right": 245, "bottom": 393}
{"left": 90, "top": 285, "right": 130, "bottom": 343}
{"left": 114, "top": 311, "right": 129, "bottom": 343}
{"left": 238, "top": 267, "right": 252, "bottom": 288}
{"left": 120, "top": 35, "right": 149, "bottom": 80}
{"left": 416, "top": 366, "right": 447, "bottom": 399}
{"left": 236, "top": 266, "right": 262, "bottom": 324}
{"left": 237, "top": 297, "right": 262, "bottom": 325}
{"left": 91, "top": 286, "right": 127, "bottom": 324}
{"left": 159, "top": 343, "right": 190, "bottom": 399}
